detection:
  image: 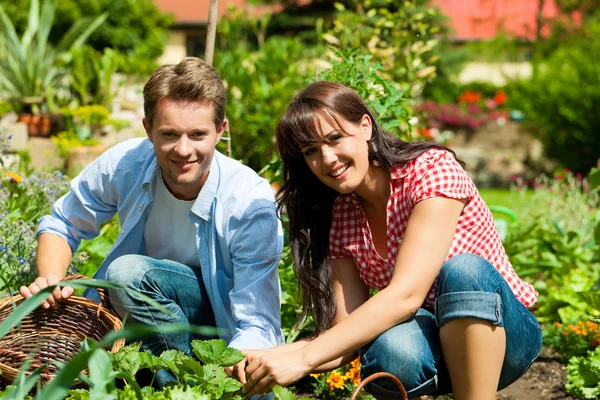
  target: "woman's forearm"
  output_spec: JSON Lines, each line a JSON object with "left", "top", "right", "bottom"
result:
{"left": 298, "top": 287, "right": 421, "bottom": 371}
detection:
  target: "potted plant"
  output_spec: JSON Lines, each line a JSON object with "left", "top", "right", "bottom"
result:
{"left": 0, "top": 0, "right": 107, "bottom": 137}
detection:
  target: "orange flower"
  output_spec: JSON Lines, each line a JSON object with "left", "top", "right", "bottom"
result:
{"left": 345, "top": 367, "right": 361, "bottom": 386}
{"left": 494, "top": 91, "right": 508, "bottom": 106}
{"left": 5, "top": 172, "right": 23, "bottom": 183}
{"left": 350, "top": 357, "right": 361, "bottom": 370}
{"left": 458, "top": 89, "right": 481, "bottom": 103}
{"left": 326, "top": 370, "right": 347, "bottom": 390}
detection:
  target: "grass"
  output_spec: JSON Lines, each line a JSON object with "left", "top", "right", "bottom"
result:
{"left": 479, "top": 188, "right": 512, "bottom": 208}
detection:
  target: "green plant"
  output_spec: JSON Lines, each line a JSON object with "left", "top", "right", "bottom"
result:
{"left": 544, "top": 320, "right": 600, "bottom": 362}
{"left": 325, "top": 0, "right": 441, "bottom": 97}
{"left": 510, "top": 19, "right": 600, "bottom": 173}
{"left": 309, "top": 358, "right": 367, "bottom": 400}
{"left": 0, "top": 0, "right": 172, "bottom": 62}
{"left": 319, "top": 48, "right": 411, "bottom": 139}
{"left": 69, "top": 45, "right": 121, "bottom": 108}
{"left": 59, "top": 105, "right": 111, "bottom": 141}
{"left": 566, "top": 345, "right": 600, "bottom": 399}
{"left": 215, "top": 14, "right": 319, "bottom": 170}
{"left": 0, "top": 0, "right": 107, "bottom": 112}
{"left": 503, "top": 173, "right": 600, "bottom": 323}
{"left": 0, "top": 100, "right": 13, "bottom": 116}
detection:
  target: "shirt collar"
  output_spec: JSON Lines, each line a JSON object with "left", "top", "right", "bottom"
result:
{"left": 390, "top": 163, "right": 409, "bottom": 180}
{"left": 190, "top": 151, "right": 220, "bottom": 220}
{"left": 143, "top": 156, "right": 158, "bottom": 186}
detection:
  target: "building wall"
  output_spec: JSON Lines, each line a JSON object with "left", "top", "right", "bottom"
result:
{"left": 430, "top": 0, "right": 561, "bottom": 40}
{"left": 458, "top": 61, "right": 532, "bottom": 85}
{"left": 158, "top": 31, "right": 187, "bottom": 65}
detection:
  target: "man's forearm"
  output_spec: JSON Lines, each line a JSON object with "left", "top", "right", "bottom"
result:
{"left": 36, "top": 233, "right": 73, "bottom": 278}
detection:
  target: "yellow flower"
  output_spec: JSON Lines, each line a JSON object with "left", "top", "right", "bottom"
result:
{"left": 350, "top": 357, "right": 361, "bottom": 369}
{"left": 345, "top": 367, "right": 361, "bottom": 386}
{"left": 5, "top": 172, "right": 23, "bottom": 183}
{"left": 326, "top": 370, "right": 347, "bottom": 390}
{"left": 310, "top": 373, "right": 323, "bottom": 379}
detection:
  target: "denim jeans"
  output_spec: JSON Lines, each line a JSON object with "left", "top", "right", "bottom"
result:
{"left": 105, "top": 255, "right": 217, "bottom": 387}
{"left": 358, "top": 253, "right": 542, "bottom": 399}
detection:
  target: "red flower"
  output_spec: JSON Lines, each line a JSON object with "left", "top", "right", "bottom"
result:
{"left": 458, "top": 90, "right": 481, "bottom": 103}
{"left": 494, "top": 91, "right": 508, "bottom": 106}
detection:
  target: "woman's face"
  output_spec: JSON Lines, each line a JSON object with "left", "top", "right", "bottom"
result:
{"left": 299, "top": 113, "right": 372, "bottom": 194}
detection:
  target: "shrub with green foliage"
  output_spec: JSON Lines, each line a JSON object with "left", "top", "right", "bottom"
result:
{"left": 215, "top": 14, "right": 320, "bottom": 171}
{"left": 510, "top": 20, "right": 600, "bottom": 173}
{"left": 0, "top": 0, "right": 172, "bottom": 61}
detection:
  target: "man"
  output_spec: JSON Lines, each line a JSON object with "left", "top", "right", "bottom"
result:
{"left": 19, "top": 57, "right": 284, "bottom": 386}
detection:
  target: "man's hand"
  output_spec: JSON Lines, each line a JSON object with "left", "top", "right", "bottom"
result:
{"left": 19, "top": 273, "right": 73, "bottom": 309}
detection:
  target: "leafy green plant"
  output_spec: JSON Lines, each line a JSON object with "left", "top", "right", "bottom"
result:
{"left": 0, "top": 0, "right": 107, "bottom": 112}
{"left": 503, "top": 173, "right": 600, "bottom": 323}
{"left": 69, "top": 45, "right": 121, "bottom": 108}
{"left": 544, "top": 320, "right": 600, "bottom": 362}
{"left": 510, "top": 19, "right": 600, "bottom": 173}
{"left": 325, "top": 0, "right": 441, "bottom": 97}
{"left": 0, "top": 0, "right": 172, "bottom": 62}
{"left": 215, "top": 14, "right": 319, "bottom": 170}
{"left": 566, "top": 345, "right": 600, "bottom": 399}
{"left": 319, "top": 48, "right": 411, "bottom": 139}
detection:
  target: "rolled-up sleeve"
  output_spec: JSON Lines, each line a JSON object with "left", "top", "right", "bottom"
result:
{"left": 227, "top": 187, "right": 284, "bottom": 350}
{"left": 36, "top": 152, "right": 118, "bottom": 253}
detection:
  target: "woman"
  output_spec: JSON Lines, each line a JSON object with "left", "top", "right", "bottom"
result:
{"left": 241, "top": 81, "right": 541, "bottom": 400}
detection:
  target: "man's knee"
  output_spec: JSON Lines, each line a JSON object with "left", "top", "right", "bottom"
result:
{"left": 106, "top": 254, "right": 152, "bottom": 288}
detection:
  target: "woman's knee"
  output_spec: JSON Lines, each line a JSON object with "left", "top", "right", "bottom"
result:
{"left": 437, "top": 253, "right": 500, "bottom": 294}
{"left": 360, "top": 312, "right": 439, "bottom": 392}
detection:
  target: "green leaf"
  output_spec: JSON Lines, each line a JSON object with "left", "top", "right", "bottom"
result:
{"left": 87, "top": 346, "right": 117, "bottom": 400}
{"left": 579, "top": 292, "right": 600, "bottom": 312}
{"left": 273, "top": 386, "right": 297, "bottom": 400}
{"left": 191, "top": 340, "right": 244, "bottom": 367}
{"left": 113, "top": 346, "right": 142, "bottom": 377}
{"left": 589, "top": 168, "right": 600, "bottom": 190}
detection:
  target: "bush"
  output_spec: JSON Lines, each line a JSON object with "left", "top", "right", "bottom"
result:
{"left": 0, "top": 0, "right": 172, "bottom": 61}
{"left": 215, "top": 15, "right": 319, "bottom": 171}
{"left": 511, "top": 21, "right": 600, "bottom": 173}
{"left": 503, "top": 172, "right": 600, "bottom": 323}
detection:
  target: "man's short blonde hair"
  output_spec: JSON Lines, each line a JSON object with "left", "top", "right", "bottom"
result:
{"left": 143, "top": 57, "right": 227, "bottom": 128}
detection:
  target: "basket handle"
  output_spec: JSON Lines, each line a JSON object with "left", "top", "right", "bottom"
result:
{"left": 350, "top": 372, "right": 408, "bottom": 400}
{"left": 61, "top": 274, "right": 110, "bottom": 310}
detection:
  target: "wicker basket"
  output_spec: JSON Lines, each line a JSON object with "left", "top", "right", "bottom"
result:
{"left": 350, "top": 371, "right": 408, "bottom": 400}
{"left": 0, "top": 274, "right": 124, "bottom": 385}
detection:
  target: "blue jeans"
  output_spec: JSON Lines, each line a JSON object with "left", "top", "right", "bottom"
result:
{"left": 359, "top": 254, "right": 542, "bottom": 399}
{"left": 105, "top": 255, "right": 217, "bottom": 386}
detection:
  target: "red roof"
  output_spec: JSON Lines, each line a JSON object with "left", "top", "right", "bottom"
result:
{"left": 153, "top": 0, "right": 280, "bottom": 25}
{"left": 430, "top": 0, "right": 572, "bottom": 40}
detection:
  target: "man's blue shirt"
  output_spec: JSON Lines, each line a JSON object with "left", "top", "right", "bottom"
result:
{"left": 37, "top": 138, "right": 284, "bottom": 349}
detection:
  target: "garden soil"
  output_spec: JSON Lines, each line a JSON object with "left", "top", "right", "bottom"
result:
{"left": 424, "top": 350, "right": 576, "bottom": 400}
{"left": 297, "top": 348, "right": 576, "bottom": 399}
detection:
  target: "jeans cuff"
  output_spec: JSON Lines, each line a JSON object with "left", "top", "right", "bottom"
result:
{"left": 435, "top": 291, "right": 503, "bottom": 327}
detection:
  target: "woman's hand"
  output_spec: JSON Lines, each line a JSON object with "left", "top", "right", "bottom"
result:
{"left": 242, "top": 350, "right": 312, "bottom": 396}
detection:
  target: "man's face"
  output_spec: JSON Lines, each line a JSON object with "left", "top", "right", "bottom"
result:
{"left": 144, "top": 98, "right": 226, "bottom": 200}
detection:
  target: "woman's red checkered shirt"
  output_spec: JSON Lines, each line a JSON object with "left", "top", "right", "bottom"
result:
{"left": 329, "top": 149, "right": 538, "bottom": 309}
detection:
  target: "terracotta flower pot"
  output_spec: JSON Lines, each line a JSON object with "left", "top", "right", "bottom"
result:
{"left": 17, "top": 113, "right": 52, "bottom": 137}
